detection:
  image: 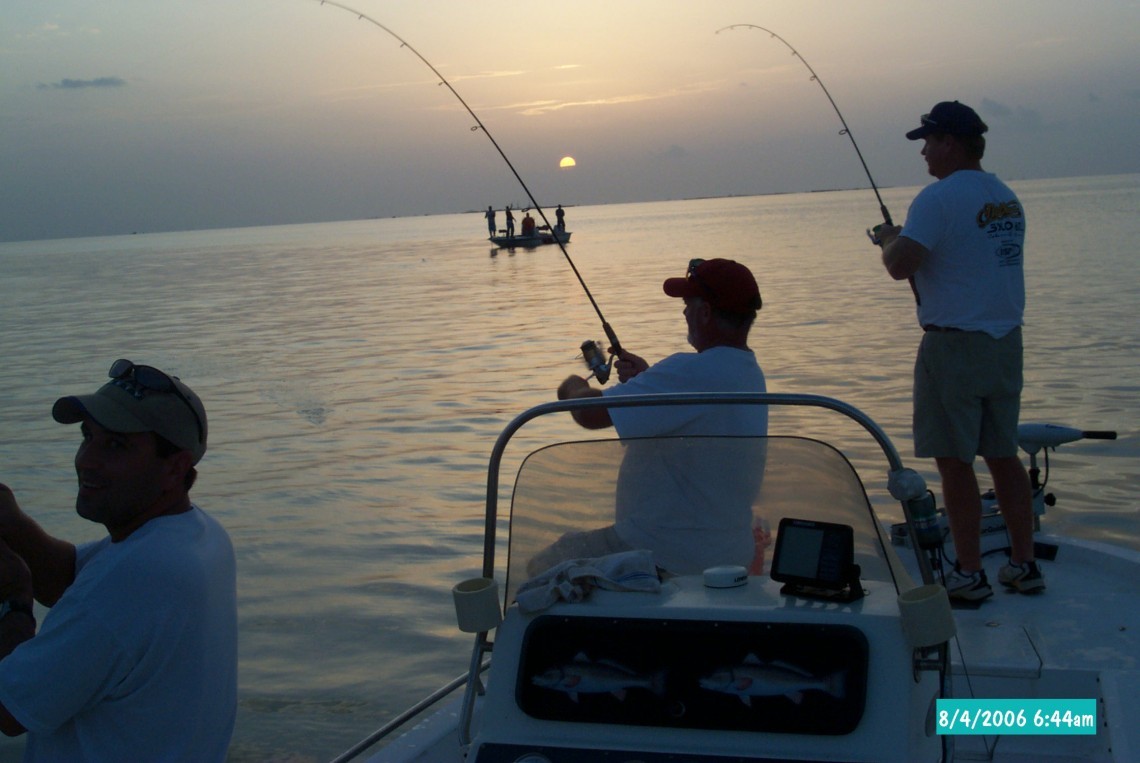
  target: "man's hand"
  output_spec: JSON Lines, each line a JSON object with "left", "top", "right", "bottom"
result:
{"left": 611, "top": 349, "right": 648, "bottom": 383}
{"left": 556, "top": 375, "right": 611, "bottom": 429}
{"left": 557, "top": 374, "right": 594, "bottom": 400}
{"left": 869, "top": 224, "right": 902, "bottom": 248}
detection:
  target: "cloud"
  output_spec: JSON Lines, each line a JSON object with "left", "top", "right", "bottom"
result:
{"left": 38, "top": 76, "right": 126, "bottom": 91}
{"left": 451, "top": 70, "right": 525, "bottom": 83}
{"left": 508, "top": 81, "right": 725, "bottom": 117}
{"left": 980, "top": 99, "right": 1013, "bottom": 118}
{"left": 981, "top": 98, "right": 1045, "bottom": 133}
{"left": 655, "top": 144, "right": 689, "bottom": 161}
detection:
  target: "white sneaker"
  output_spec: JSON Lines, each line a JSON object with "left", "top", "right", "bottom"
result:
{"left": 945, "top": 564, "right": 993, "bottom": 602}
{"left": 998, "top": 560, "right": 1045, "bottom": 593}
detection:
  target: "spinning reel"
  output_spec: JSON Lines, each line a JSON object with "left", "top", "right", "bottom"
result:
{"left": 580, "top": 340, "right": 613, "bottom": 384}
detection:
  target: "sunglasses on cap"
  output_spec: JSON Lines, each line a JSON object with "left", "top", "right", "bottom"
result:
{"left": 685, "top": 258, "right": 717, "bottom": 301}
{"left": 108, "top": 359, "right": 205, "bottom": 445}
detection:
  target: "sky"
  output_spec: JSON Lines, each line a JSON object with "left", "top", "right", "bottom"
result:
{"left": 2, "top": 0, "right": 1138, "bottom": 242}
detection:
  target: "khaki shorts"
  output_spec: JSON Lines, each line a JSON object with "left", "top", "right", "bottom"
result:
{"left": 913, "top": 328, "right": 1022, "bottom": 462}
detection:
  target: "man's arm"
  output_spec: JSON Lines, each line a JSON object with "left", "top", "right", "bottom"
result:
{"left": 0, "top": 536, "right": 35, "bottom": 737}
{"left": 557, "top": 376, "right": 613, "bottom": 430}
{"left": 877, "top": 226, "right": 930, "bottom": 281}
{"left": 0, "top": 485, "right": 76, "bottom": 607}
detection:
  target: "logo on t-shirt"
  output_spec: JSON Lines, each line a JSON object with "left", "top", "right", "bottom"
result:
{"left": 976, "top": 200, "right": 1025, "bottom": 267}
{"left": 975, "top": 200, "right": 1023, "bottom": 229}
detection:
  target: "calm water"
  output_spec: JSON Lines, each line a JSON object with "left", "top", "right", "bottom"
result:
{"left": 1, "top": 175, "right": 1136, "bottom": 761}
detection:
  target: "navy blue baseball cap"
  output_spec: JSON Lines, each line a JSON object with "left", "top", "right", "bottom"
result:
{"left": 906, "top": 101, "right": 988, "bottom": 140}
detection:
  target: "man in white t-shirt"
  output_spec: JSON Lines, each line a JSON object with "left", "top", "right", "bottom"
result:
{"left": 0, "top": 360, "right": 237, "bottom": 761}
{"left": 872, "top": 101, "right": 1042, "bottom": 603}
{"left": 550, "top": 259, "right": 768, "bottom": 573}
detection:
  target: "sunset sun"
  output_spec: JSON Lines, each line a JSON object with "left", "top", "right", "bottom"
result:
{"left": 559, "top": 156, "right": 576, "bottom": 168}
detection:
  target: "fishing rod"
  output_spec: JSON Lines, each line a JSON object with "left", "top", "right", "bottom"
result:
{"left": 312, "top": 0, "right": 622, "bottom": 377}
{"left": 716, "top": 24, "right": 920, "bottom": 303}
{"left": 716, "top": 24, "right": 892, "bottom": 227}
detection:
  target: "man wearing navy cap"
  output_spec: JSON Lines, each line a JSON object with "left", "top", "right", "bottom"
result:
{"left": 547, "top": 259, "right": 768, "bottom": 574}
{"left": 0, "top": 360, "right": 236, "bottom": 761}
{"left": 872, "top": 101, "right": 1042, "bottom": 602}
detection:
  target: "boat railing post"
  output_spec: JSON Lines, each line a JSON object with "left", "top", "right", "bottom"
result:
{"left": 457, "top": 631, "right": 492, "bottom": 750}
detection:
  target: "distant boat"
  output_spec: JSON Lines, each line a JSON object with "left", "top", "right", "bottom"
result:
{"left": 489, "top": 228, "right": 571, "bottom": 248}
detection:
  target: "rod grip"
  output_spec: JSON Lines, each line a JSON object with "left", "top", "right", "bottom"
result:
{"left": 602, "top": 322, "right": 622, "bottom": 355}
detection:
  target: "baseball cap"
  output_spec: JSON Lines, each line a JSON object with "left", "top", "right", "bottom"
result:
{"left": 52, "top": 359, "right": 208, "bottom": 464}
{"left": 663, "top": 258, "right": 762, "bottom": 315}
{"left": 906, "top": 101, "right": 988, "bottom": 141}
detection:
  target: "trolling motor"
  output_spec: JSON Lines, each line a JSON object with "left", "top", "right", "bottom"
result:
{"left": 890, "top": 422, "right": 1119, "bottom": 563}
{"left": 1013, "top": 424, "right": 1117, "bottom": 508}
{"left": 580, "top": 340, "right": 613, "bottom": 383}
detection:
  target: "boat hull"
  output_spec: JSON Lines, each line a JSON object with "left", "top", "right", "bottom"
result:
{"left": 489, "top": 230, "right": 570, "bottom": 248}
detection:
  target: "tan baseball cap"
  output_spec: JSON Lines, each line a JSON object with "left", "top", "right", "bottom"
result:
{"left": 52, "top": 360, "right": 208, "bottom": 464}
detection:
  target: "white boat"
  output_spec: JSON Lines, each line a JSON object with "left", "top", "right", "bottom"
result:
{"left": 336, "top": 393, "right": 1137, "bottom": 763}
{"left": 489, "top": 228, "right": 571, "bottom": 248}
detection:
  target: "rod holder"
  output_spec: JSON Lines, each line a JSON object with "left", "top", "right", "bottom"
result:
{"left": 898, "top": 583, "right": 956, "bottom": 649}
{"left": 453, "top": 577, "right": 502, "bottom": 634}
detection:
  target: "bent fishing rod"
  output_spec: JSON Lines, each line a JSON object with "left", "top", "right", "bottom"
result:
{"left": 716, "top": 24, "right": 892, "bottom": 227}
{"left": 312, "top": 0, "right": 622, "bottom": 372}
{"left": 717, "top": 24, "right": 921, "bottom": 303}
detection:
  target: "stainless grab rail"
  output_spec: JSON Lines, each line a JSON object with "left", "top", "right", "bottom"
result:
{"left": 329, "top": 660, "right": 490, "bottom": 763}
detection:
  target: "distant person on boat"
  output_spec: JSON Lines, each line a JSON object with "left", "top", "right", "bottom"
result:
{"left": 521, "top": 212, "right": 536, "bottom": 236}
{"left": 484, "top": 205, "right": 497, "bottom": 236}
{"left": 505, "top": 206, "right": 515, "bottom": 238}
{"left": 872, "top": 100, "right": 1041, "bottom": 602}
{"left": 544, "top": 258, "right": 768, "bottom": 575}
{"left": 0, "top": 360, "right": 237, "bottom": 760}
{"left": 555, "top": 204, "right": 566, "bottom": 231}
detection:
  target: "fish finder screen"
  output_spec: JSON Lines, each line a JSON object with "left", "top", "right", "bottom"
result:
{"left": 770, "top": 518, "right": 855, "bottom": 589}
{"left": 775, "top": 525, "right": 825, "bottom": 578}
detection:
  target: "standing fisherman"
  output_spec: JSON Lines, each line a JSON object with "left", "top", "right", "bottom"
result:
{"left": 505, "top": 206, "right": 515, "bottom": 239}
{"left": 484, "top": 205, "right": 497, "bottom": 236}
{"left": 871, "top": 101, "right": 1041, "bottom": 602}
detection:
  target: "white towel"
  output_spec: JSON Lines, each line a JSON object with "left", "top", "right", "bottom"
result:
{"left": 514, "top": 549, "right": 661, "bottom": 613}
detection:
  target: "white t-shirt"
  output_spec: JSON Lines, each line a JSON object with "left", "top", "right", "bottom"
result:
{"left": 902, "top": 170, "right": 1026, "bottom": 338}
{"left": 601, "top": 347, "right": 768, "bottom": 572}
{"left": 603, "top": 346, "right": 768, "bottom": 436}
{"left": 0, "top": 507, "right": 237, "bottom": 762}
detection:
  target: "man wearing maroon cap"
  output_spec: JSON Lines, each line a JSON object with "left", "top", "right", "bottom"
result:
{"left": 0, "top": 360, "right": 236, "bottom": 761}
{"left": 549, "top": 258, "right": 768, "bottom": 574}
{"left": 872, "top": 100, "right": 1041, "bottom": 603}
{"left": 558, "top": 257, "right": 766, "bottom": 431}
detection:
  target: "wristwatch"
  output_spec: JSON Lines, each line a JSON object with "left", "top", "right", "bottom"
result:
{"left": 0, "top": 599, "right": 34, "bottom": 620}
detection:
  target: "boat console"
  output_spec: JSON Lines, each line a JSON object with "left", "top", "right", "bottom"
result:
{"left": 456, "top": 394, "right": 952, "bottom": 763}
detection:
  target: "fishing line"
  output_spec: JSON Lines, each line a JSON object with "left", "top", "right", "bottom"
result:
{"left": 716, "top": 24, "right": 893, "bottom": 227}
{"left": 311, "top": 0, "right": 622, "bottom": 356}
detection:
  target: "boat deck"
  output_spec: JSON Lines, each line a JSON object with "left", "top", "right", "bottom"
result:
{"left": 365, "top": 534, "right": 1140, "bottom": 763}
{"left": 900, "top": 534, "right": 1140, "bottom": 762}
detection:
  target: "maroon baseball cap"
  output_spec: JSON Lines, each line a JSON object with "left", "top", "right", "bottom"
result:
{"left": 663, "top": 258, "right": 762, "bottom": 314}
